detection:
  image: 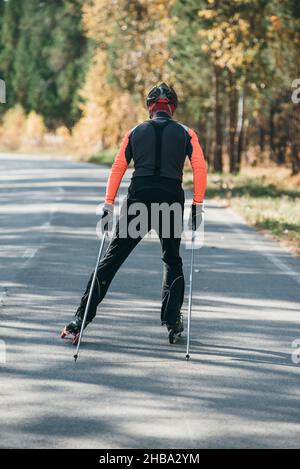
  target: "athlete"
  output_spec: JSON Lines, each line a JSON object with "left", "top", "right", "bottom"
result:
{"left": 61, "top": 83, "right": 207, "bottom": 345}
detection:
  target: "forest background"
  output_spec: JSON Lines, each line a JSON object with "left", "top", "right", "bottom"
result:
{"left": 0, "top": 0, "right": 299, "bottom": 251}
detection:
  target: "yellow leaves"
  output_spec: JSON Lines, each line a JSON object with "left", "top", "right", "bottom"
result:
{"left": 270, "top": 15, "right": 282, "bottom": 31}
{"left": 82, "top": 0, "right": 116, "bottom": 42}
{"left": 198, "top": 29, "right": 207, "bottom": 38}
{"left": 25, "top": 112, "right": 46, "bottom": 144}
{"left": 238, "top": 18, "right": 249, "bottom": 34}
{"left": 73, "top": 49, "right": 142, "bottom": 153}
{"left": 56, "top": 126, "right": 71, "bottom": 143}
{"left": 74, "top": 0, "right": 174, "bottom": 153}
{"left": 0, "top": 105, "right": 26, "bottom": 150}
{"left": 197, "top": 12, "right": 256, "bottom": 72}
{"left": 0, "top": 107, "right": 46, "bottom": 150}
{"left": 198, "top": 9, "right": 218, "bottom": 20}
{"left": 227, "top": 31, "right": 236, "bottom": 43}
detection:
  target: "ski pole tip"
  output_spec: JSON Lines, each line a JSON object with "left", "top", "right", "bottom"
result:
{"left": 74, "top": 354, "right": 78, "bottom": 362}
{"left": 185, "top": 354, "right": 190, "bottom": 361}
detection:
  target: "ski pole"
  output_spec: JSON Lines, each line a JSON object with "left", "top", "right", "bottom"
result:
{"left": 186, "top": 232, "right": 195, "bottom": 360}
{"left": 74, "top": 232, "right": 106, "bottom": 362}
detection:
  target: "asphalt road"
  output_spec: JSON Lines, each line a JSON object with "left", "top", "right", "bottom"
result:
{"left": 1, "top": 153, "right": 300, "bottom": 449}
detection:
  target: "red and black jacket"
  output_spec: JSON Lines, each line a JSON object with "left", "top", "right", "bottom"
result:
{"left": 105, "top": 112, "right": 207, "bottom": 205}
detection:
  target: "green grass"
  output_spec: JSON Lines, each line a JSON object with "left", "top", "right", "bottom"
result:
{"left": 231, "top": 195, "right": 300, "bottom": 250}
{"left": 206, "top": 175, "right": 300, "bottom": 200}
{"left": 88, "top": 148, "right": 117, "bottom": 166}
{"left": 186, "top": 172, "right": 300, "bottom": 254}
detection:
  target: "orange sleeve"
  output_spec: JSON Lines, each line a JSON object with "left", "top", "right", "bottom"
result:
{"left": 188, "top": 128, "right": 207, "bottom": 204}
{"left": 104, "top": 131, "right": 131, "bottom": 204}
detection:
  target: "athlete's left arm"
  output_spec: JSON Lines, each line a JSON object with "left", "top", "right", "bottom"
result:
{"left": 104, "top": 130, "right": 132, "bottom": 205}
{"left": 186, "top": 128, "right": 207, "bottom": 204}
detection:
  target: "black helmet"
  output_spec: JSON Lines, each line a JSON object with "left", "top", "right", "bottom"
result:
{"left": 146, "top": 82, "right": 178, "bottom": 109}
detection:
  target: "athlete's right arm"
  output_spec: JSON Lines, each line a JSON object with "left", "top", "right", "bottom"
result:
{"left": 104, "top": 130, "right": 132, "bottom": 205}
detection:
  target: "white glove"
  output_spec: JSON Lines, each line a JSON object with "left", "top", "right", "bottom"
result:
{"left": 100, "top": 203, "right": 114, "bottom": 232}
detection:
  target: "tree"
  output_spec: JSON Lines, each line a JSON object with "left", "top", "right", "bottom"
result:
{"left": 73, "top": 0, "right": 174, "bottom": 152}
{"left": 1, "top": 0, "right": 87, "bottom": 127}
{"left": 0, "top": 0, "right": 22, "bottom": 110}
{"left": 171, "top": 0, "right": 300, "bottom": 174}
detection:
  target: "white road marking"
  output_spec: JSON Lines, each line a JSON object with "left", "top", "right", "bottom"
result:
{"left": 22, "top": 248, "right": 38, "bottom": 259}
{"left": 20, "top": 248, "right": 38, "bottom": 269}
{"left": 18, "top": 187, "right": 65, "bottom": 268}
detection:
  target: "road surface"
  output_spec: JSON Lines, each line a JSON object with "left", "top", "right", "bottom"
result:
{"left": 1, "top": 153, "right": 300, "bottom": 449}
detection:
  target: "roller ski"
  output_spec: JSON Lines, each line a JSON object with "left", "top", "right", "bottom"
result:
{"left": 167, "top": 313, "right": 184, "bottom": 344}
{"left": 60, "top": 316, "right": 89, "bottom": 346}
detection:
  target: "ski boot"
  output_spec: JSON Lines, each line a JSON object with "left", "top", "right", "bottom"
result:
{"left": 60, "top": 316, "right": 89, "bottom": 346}
{"left": 167, "top": 312, "right": 184, "bottom": 344}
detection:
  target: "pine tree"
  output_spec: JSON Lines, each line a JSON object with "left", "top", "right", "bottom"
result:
{"left": 0, "top": 0, "right": 22, "bottom": 109}
{"left": 1, "top": 0, "right": 87, "bottom": 126}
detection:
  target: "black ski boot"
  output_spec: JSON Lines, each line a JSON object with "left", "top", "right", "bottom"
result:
{"left": 167, "top": 312, "right": 184, "bottom": 344}
{"left": 61, "top": 316, "right": 89, "bottom": 346}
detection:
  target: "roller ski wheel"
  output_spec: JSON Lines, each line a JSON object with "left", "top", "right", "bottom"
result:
{"left": 168, "top": 329, "right": 182, "bottom": 344}
{"left": 60, "top": 316, "right": 88, "bottom": 346}
{"left": 167, "top": 313, "right": 184, "bottom": 345}
{"left": 60, "top": 327, "right": 80, "bottom": 346}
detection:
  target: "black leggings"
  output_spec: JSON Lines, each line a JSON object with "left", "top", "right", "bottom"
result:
{"left": 76, "top": 183, "right": 185, "bottom": 326}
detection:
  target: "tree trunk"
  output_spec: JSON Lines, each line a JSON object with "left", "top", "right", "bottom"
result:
{"left": 213, "top": 66, "right": 223, "bottom": 172}
{"left": 269, "top": 104, "right": 276, "bottom": 160}
{"left": 203, "top": 116, "right": 213, "bottom": 170}
{"left": 291, "top": 143, "right": 300, "bottom": 175}
{"left": 258, "top": 112, "right": 266, "bottom": 153}
{"left": 229, "top": 72, "right": 238, "bottom": 173}
{"left": 236, "top": 84, "right": 246, "bottom": 171}
{"left": 291, "top": 105, "right": 300, "bottom": 175}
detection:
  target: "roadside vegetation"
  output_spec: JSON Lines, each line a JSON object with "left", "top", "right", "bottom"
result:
{"left": 186, "top": 167, "right": 300, "bottom": 255}
{"left": 87, "top": 148, "right": 117, "bottom": 166}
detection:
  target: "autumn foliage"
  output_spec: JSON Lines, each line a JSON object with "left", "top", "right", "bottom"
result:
{"left": 0, "top": 0, "right": 299, "bottom": 173}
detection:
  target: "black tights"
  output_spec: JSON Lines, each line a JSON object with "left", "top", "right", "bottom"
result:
{"left": 76, "top": 185, "right": 185, "bottom": 326}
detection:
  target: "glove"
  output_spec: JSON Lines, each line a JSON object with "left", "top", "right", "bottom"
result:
{"left": 100, "top": 203, "right": 114, "bottom": 232}
{"left": 188, "top": 203, "right": 204, "bottom": 231}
